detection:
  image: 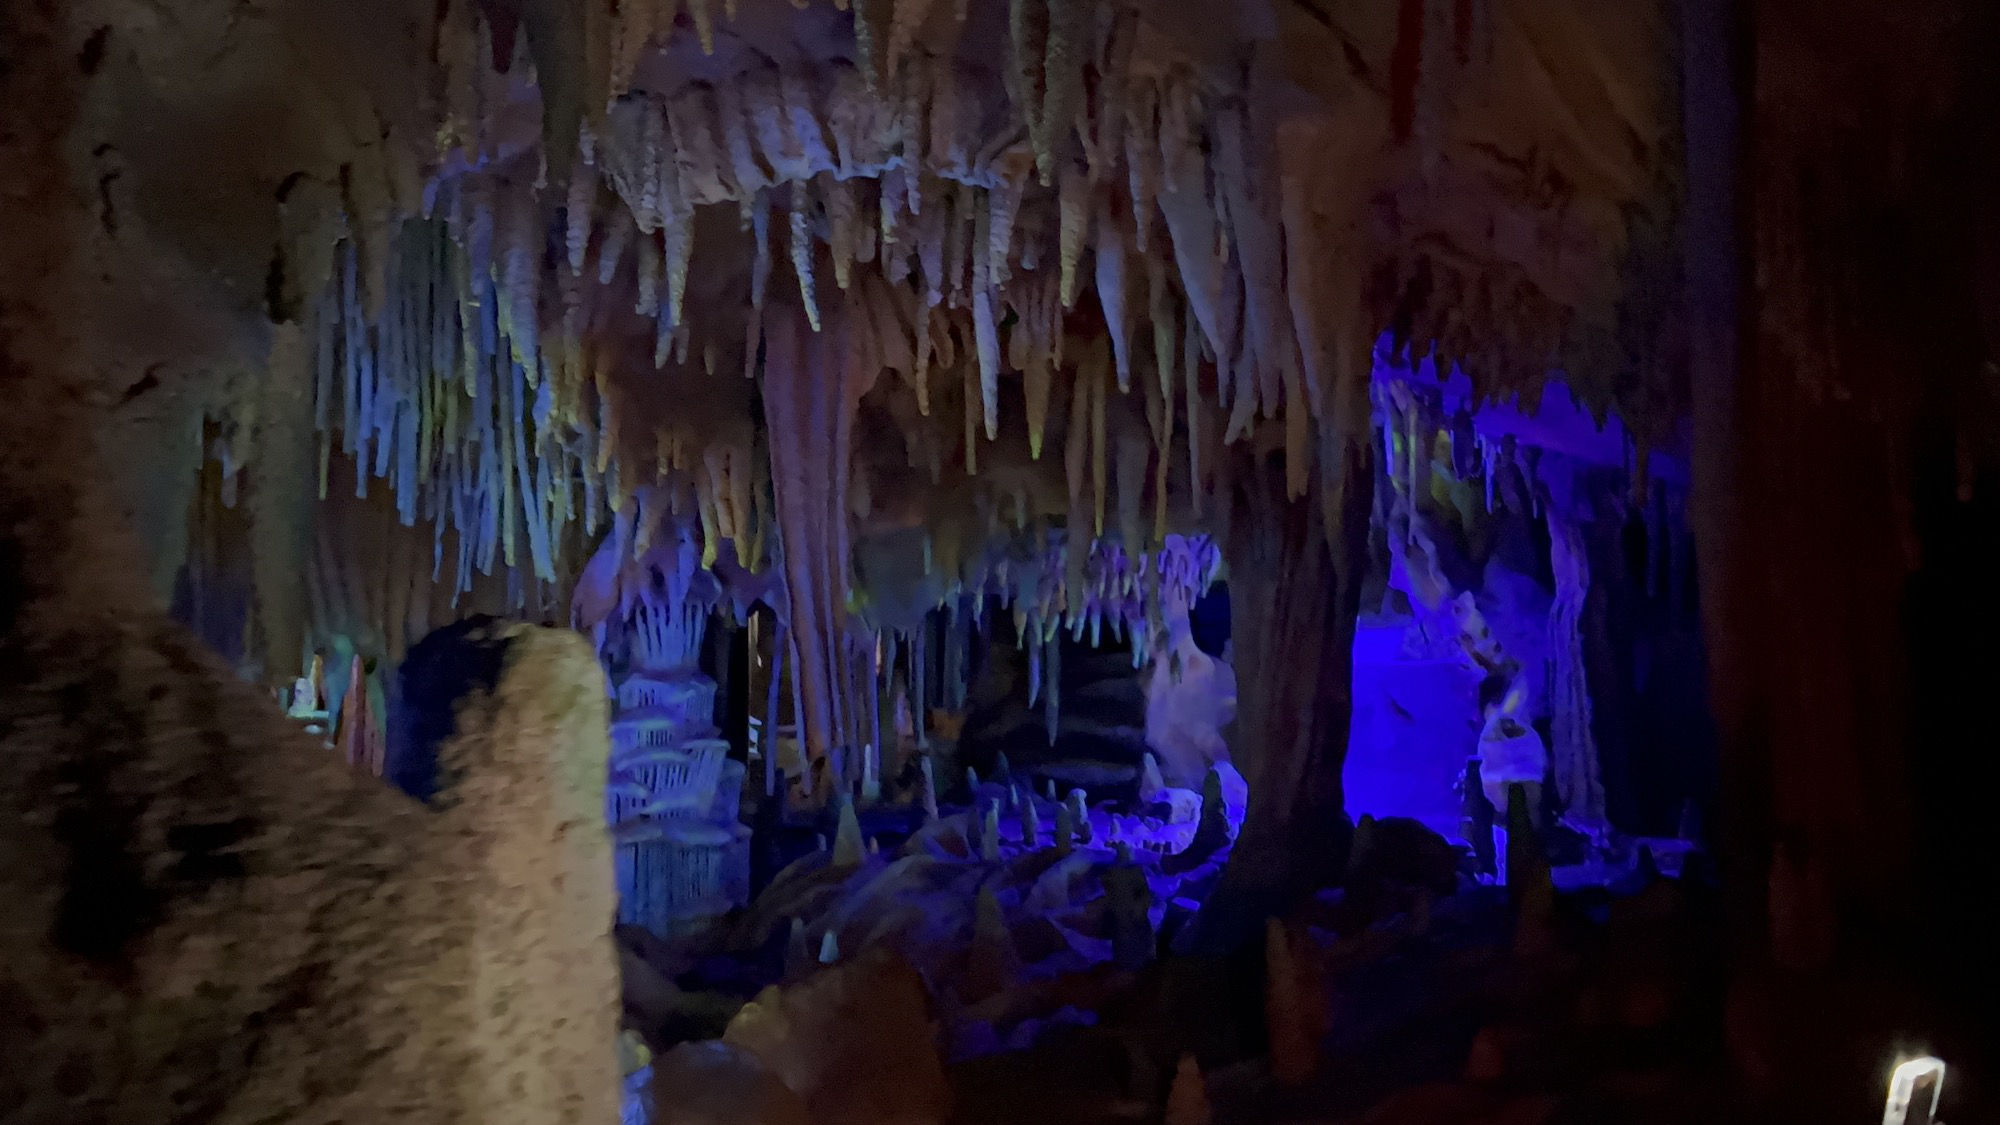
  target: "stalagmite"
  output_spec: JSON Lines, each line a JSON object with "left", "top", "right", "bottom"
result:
{"left": 1265, "top": 919, "right": 1317, "bottom": 1085}
{"left": 1139, "top": 752, "right": 1165, "bottom": 802}
{"left": 829, "top": 795, "right": 868, "bottom": 868}
{"left": 1066, "top": 789, "right": 1090, "bottom": 844}
{"left": 818, "top": 930, "right": 841, "bottom": 964}
{"left": 981, "top": 803, "right": 1001, "bottom": 861}
{"left": 1164, "top": 1054, "right": 1212, "bottom": 1125}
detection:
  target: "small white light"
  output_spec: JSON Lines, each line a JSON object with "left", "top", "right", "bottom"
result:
{"left": 1884, "top": 1056, "right": 1946, "bottom": 1125}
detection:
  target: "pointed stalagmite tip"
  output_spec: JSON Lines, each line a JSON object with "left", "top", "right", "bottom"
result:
{"left": 833, "top": 796, "right": 866, "bottom": 866}
{"left": 1067, "top": 789, "right": 1091, "bottom": 844}
{"left": 818, "top": 930, "right": 840, "bottom": 964}
{"left": 1165, "top": 1052, "right": 1213, "bottom": 1125}
{"left": 981, "top": 802, "right": 1001, "bottom": 861}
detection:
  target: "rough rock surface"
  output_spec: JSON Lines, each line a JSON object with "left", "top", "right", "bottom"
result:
{"left": 0, "top": 600, "right": 622, "bottom": 1123}
{"left": 4, "top": 8, "right": 618, "bottom": 1119}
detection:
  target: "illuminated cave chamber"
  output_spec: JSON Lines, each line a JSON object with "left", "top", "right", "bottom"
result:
{"left": 6, "top": 0, "right": 1995, "bottom": 1120}
{"left": 1346, "top": 360, "right": 1710, "bottom": 856}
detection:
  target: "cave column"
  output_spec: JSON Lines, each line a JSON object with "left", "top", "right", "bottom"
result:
{"left": 1203, "top": 442, "right": 1374, "bottom": 940}
{"left": 761, "top": 300, "right": 871, "bottom": 791}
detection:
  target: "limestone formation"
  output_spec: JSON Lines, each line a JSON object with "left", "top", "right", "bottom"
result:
{"left": 722, "top": 950, "right": 952, "bottom": 1124}
{"left": 1163, "top": 1053, "right": 1212, "bottom": 1125}
{"left": 0, "top": 610, "right": 620, "bottom": 1122}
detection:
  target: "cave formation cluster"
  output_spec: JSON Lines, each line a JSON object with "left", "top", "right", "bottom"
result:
{"left": 4, "top": 0, "right": 1996, "bottom": 1121}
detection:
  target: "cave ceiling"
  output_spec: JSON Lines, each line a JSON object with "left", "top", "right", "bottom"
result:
{"left": 58, "top": 0, "right": 1681, "bottom": 670}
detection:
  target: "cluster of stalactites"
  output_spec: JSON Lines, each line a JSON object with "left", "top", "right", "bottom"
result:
{"left": 429, "top": 0, "right": 1385, "bottom": 531}
{"left": 949, "top": 530, "right": 1221, "bottom": 672}
{"left": 1373, "top": 372, "right": 1550, "bottom": 535}
{"left": 836, "top": 528, "right": 1220, "bottom": 784}
{"left": 306, "top": 219, "right": 599, "bottom": 612}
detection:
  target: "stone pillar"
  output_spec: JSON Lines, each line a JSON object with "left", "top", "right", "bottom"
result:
{"left": 1199, "top": 442, "right": 1373, "bottom": 945}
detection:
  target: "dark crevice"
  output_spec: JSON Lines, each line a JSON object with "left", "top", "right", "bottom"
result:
{"left": 118, "top": 366, "right": 161, "bottom": 405}
{"left": 96, "top": 168, "right": 121, "bottom": 235}
{"left": 265, "top": 243, "right": 292, "bottom": 322}
{"left": 77, "top": 26, "right": 109, "bottom": 75}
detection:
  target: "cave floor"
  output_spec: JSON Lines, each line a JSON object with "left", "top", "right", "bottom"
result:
{"left": 947, "top": 871, "right": 1747, "bottom": 1125}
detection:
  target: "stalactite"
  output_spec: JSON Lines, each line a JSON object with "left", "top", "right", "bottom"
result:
{"left": 790, "top": 182, "right": 823, "bottom": 331}
{"left": 972, "top": 199, "right": 1002, "bottom": 439}
{"left": 822, "top": 172, "right": 858, "bottom": 290}
{"left": 635, "top": 230, "right": 662, "bottom": 317}
{"left": 945, "top": 180, "right": 974, "bottom": 306}
{"left": 1008, "top": 0, "right": 1049, "bottom": 182}
{"left": 886, "top": 0, "right": 939, "bottom": 81}
{"left": 1023, "top": 343, "right": 1052, "bottom": 460}
{"left": 1039, "top": 0, "right": 1087, "bottom": 186}
{"left": 1058, "top": 167, "right": 1089, "bottom": 308}
{"left": 1094, "top": 201, "right": 1132, "bottom": 392}
{"left": 663, "top": 202, "right": 693, "bottom": 331}
{"left": 566, "top": 131, "right": 599, "bottom": 274}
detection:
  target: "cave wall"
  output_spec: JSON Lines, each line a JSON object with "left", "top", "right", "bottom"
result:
{"left": 1, "top": 3, "right": 620, "bottom": 1118}
{"left": 1685, "top": 0, "right": 2000, "bottom": 1107}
